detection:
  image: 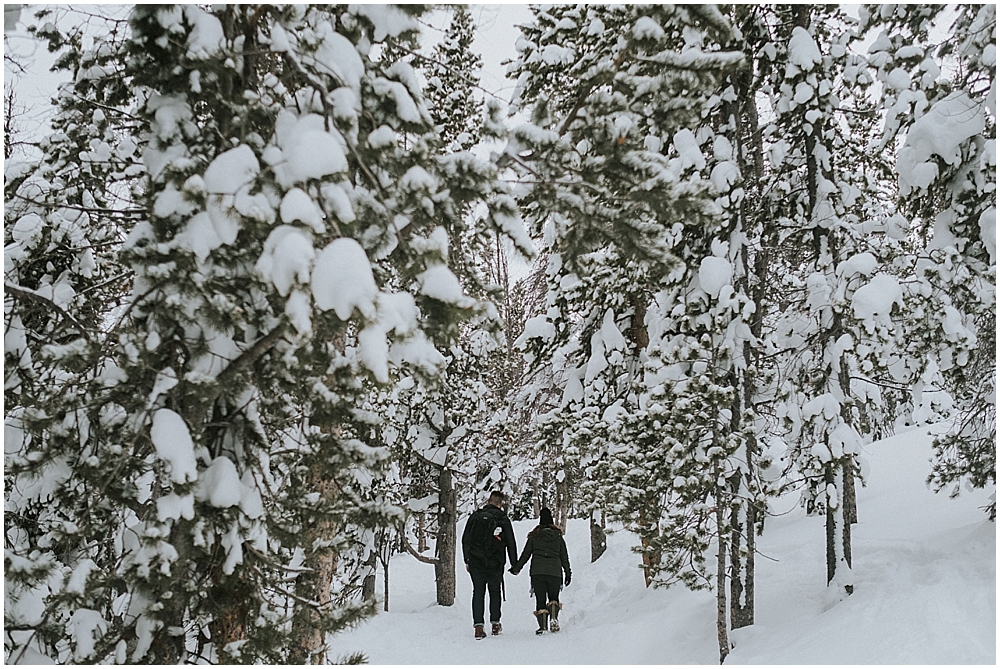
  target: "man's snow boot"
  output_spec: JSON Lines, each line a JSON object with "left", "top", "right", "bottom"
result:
{"left": 474, "top": 625, "right": 486, "bottom": 640}
{"left": 492, "top": 623, "right": 502, "bottom": 636}
{"left": 547, "top": 601, "right": 561, "bottom": 632}
{"left": 533, "top": 610, "right": 548, "bottom": 635}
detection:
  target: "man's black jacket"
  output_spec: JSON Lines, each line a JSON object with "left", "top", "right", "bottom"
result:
{"left": 462, "top": 503, "right": 518, "bottom": 571}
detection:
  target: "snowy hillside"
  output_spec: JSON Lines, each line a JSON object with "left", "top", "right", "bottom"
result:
{"left": 331, "top": 427, "right": 995, "bottom": 664}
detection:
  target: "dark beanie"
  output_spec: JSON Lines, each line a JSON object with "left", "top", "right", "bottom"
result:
{"left": 540, "top": 508, "right": 554, "bottom": 526}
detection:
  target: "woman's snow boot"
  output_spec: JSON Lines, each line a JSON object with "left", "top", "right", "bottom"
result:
{"left": 533, "top": 610, "right": 548, "bottom": 635}
{"left": 547, "top": 601, "right": 561, "bottom": 632}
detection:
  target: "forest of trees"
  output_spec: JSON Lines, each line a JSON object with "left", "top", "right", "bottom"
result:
{"left": 4, "top": 4, "right": 994, "bottom": 664}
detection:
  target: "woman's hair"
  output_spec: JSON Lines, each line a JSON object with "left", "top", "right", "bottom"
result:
{"left": 529, "top": 507, "right": 560, "bottom": 537}
{"left": 539, "top": 507, "right": 554, "bottom": 526}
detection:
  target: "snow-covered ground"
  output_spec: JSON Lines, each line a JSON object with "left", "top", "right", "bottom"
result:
{"left": 330, "top": 427, "right": 995, "bottom": 664}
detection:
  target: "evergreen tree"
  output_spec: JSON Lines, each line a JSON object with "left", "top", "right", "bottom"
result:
{"left": 422, "top": 5, "right": 484, "bottom": 152}
{"left": 5, "top": 4, "right": 523, "bottom": 663}
{"left": 858, "top": 3, "right": 996, "bottom": 520}
{"left": 506, "top": 5, "right": 753, "bottom": 659}
{"left": 751, "top": 5, "right": 895, "bottom": 601}
{"left": 376, "top": 20, "right": 534, "bottom": 604}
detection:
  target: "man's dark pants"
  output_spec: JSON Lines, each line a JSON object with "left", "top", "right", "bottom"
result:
{"left": 469, "top": 565, "right": 503, "bottom": 626}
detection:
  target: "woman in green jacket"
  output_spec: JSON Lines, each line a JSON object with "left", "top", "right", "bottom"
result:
{"left": 509, "top": 508, "right": 572, "bottom": 634}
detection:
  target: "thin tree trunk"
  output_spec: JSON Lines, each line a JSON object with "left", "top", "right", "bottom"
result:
{"left": 417, "top": 512, "right": 428, "bottom": 552}
{"left": 383, "top": 544, "right": 390, "bottom": 613}
{"left": 637, "top": 506, "right": 660, "bottom": 588}
{"left": 554, "top": 477, "right": 570, "bottom": 532}
{"left": 843, "top": 459, "right": 858, "bottom": 524}
{"left": 434, "top": 467, "right": 457, "bottom": 606}
{"left": 629, "top": 293, "right": 659, "bottom": 588}
{"left": 824, "top": 463, "right": 837, "bottom": 586}
{"left": 745, "top": 491, "right": 756, "bottom": 625}
{"left": 590, "top": 509, "right": 607, "bottom": 563}
{"left": 728, "top": 469, "right": 753, "bottom": 630}
{"left": 841, "top": 465, "right": 854, "bottom": 595}
{"left": 290, "top": 466, "right": 339, "bottom": 665}
{"left": 361, "top": 552, "right": 376, "bottom": 603}
{"left": 715, "top": 473, "right": 731, "bottom": 664}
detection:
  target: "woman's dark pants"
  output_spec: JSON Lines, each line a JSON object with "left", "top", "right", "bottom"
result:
{"left": 530, "top": 574, "right": 561, "bottom": 611}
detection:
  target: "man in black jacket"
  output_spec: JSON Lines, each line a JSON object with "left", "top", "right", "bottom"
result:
{"left": 461, "top": 490, "right": 518, "bottom": 639}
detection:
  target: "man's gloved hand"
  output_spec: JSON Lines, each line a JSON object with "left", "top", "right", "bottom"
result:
{"left": 564, "top": 574, "right": 571, "bottom": 587}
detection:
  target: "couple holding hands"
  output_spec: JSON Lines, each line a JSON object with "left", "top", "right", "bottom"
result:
{"left": 462, "top": 492, "right": 572, "bottom": 639}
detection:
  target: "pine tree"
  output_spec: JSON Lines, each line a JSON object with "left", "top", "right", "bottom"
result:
{"left": 422, "top": 6, "right": 484, "bottom": 152}
{"left": 507, "top": 6, "right": 754, "bottom": 659}
{"left": 858, "top": 3, "right": 996, "bottom": 520}
{"left": 378, "top": 18, "right": 534, "bottom": 605}
{"left": 5, "top": 4, "right": 523, "bottom": 663}
{"left": 5, "top": 10, "right": 143, "bottom": 664}
{"left": 749, "top": 5, "right": 897, "bottom": 601}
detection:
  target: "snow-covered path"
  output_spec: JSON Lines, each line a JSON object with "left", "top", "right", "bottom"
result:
{"left": 330, "top": 427, "right": 995, "bottom": 664}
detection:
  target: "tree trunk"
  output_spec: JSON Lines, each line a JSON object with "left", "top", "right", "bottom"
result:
{"left": 728, "top": 469, "right": 753, "bottom": 630}
{"left": 417, "top": 512, "right": 428, "bottom": 553}
{"left": 589, "top": 509, "right": 607, "bottom": 563}
{"left": 554, "top": 477, "right": 570, "bottom": 533}
{"left": 824, "top": 463, "right": 837, "bottom": 586}
{"left": 383, "top": 546, "right": 390, "bottom": 613}
{"left": 841, "top": 465, "right": 854, "bottom": 595}
{"left": 637, "top": 506, "right": 660, "bottom": 588}
{"left": 361, "top": 551, "right": 376, "bottom": 603}
{"left": 209, "top": 559, "right": 253, "bottom": 663}
{"left": 744, "top": 495, "right": 756, "bottom": 626}
{"left": 147, "top": 521, "right": 192, "bottom": 663}
{"left": 628, "top": 294, "right": 650, "bottom": 355}
{"left": 843, "top": 459, "right": 858, "bottom": 525}
{"left": 290, "top": 466, "right": 339, "bottom": 665}
{"left": 434, "top": 467, "right": 457, "bottom": 607}
{"left": 715, "top": 475, "right": 731, "bottom": 664}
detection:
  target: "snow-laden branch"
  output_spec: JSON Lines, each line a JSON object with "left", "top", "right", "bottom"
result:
{"left": 4, "top": 282, "right": 93, "bottom": 340}
{"left": 399, "top": 529, "right": 438, "bottom": 565}
{"left": 634, "top": 49, "right": 744, "bottom": 72}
